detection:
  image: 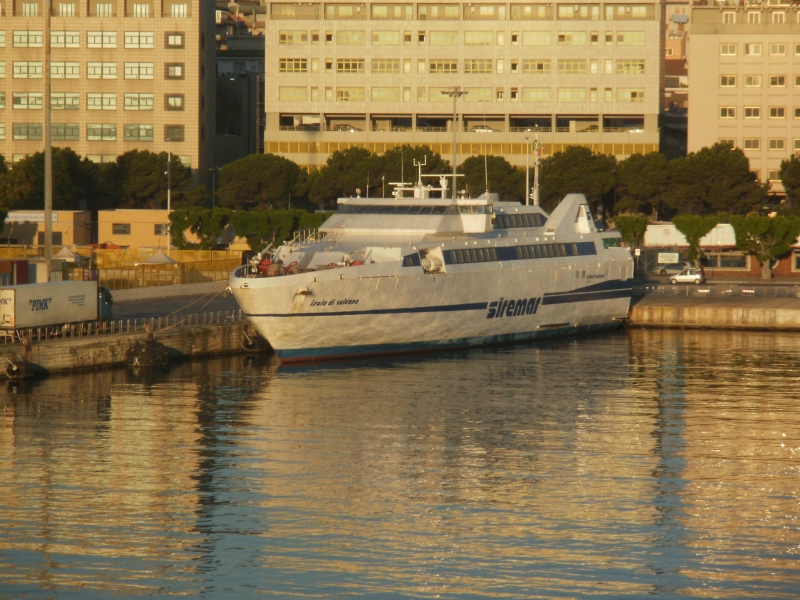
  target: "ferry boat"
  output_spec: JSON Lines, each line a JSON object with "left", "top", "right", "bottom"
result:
{"left": 229, "top": 165, "right": 633, "bottom": 363}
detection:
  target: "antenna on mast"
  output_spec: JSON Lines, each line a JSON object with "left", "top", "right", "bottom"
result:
{"left": 413, "top": 156, "right": 426, "bottom": 186}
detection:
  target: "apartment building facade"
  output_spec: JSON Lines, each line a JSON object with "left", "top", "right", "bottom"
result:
{"left": 264, "top": 0, "right": 665, "bottom": 170}
{"left": 689, "top": 2, "right": 800, "bottom": 192}
{"left": 0, "top": 0, "right": 215, "bottom": 177}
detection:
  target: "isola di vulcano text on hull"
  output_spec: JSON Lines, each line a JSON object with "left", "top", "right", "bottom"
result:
{"left": 228, "top": 169, "right": 633, "bottom": 363}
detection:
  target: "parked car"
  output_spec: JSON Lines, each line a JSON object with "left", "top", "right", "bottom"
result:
{"left": 654, "top": 262, "right": 692, "bottom": 276}
{"left": 670, "top": 268, "right": 706, "bottom": 285}
{"left": 331, "top": 124, "right": 361, "bottom": 132}
{"left": 470, "top": 125, "right": 498, "bottom": 133}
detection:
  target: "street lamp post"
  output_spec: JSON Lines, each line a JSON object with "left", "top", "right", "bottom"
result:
{"left": 524, "top": 136, "right": 530, "bottom": 206}
{"left": 447, "top": 86, "right": 466, "bottom": 200}
{"left": 166, "top": 138, "right": 171, "bottom": 252}
{"left": 44, "top": 0, "right": 53, "bottom": 278}
{"left": 382, "top": 175, "right": 385, "bottom": 198}
{"left": 533, "top": 127, "right": 540, "bottom": 207}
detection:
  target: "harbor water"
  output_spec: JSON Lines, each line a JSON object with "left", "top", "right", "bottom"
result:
{"left": 1, "top": 328, "right": 798, "bottom": 598}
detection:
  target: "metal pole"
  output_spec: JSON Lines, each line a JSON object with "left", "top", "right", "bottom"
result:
{"left": 524, "top": 137, "right": 530, "bottom": 206}
{"left": 44, "top": 0, "right": 52, "bottom": 278}
{"left": 166, "top": 138, "right": 171, "bottom": 251}
{"left": 533, "top": 128, "right": 540, "bottom": 207}
{"left": 448, "top": 86, "right": 465, "bottom": 200}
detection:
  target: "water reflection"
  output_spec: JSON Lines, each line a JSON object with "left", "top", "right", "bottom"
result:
{"left": 0, "top": 331, "right": 798, "bottom": 597}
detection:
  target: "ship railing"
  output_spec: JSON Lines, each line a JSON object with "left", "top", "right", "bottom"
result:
{"left": 1, "top": 309, "right": 247, "bottom": 345}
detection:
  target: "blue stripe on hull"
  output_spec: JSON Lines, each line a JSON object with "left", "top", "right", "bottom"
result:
{"left": 275, "top": 322, "right": 622, "bottom": 363}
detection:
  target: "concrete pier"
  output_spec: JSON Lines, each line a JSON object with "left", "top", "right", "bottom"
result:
{"left": 629, "top": 293, "right": 800, "bottom": 331}
{"left": 0, "top": 320, "right": 272, "bottom": 378}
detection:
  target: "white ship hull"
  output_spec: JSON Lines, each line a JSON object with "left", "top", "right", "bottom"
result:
{"left": 231, "top": 258, "right": 631, "bottom": 362}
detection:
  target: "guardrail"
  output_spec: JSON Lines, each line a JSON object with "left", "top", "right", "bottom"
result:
{"left": 633, "top": 283, "right": 800, "bottom": 298}
{"left": 2, "top": 309, "right": 245, "bottom": 345}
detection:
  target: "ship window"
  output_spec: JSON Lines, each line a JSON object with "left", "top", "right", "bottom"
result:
{"left": 337, "top": 203, "right": 490, "bottom": 215}
{"left": 442, "top": 242, "right": 596, "bottom": 265}
{"left": 495, "top": 212, "right": 546, "bottom": 228}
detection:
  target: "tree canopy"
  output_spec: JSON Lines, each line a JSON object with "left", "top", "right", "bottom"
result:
{"left": 539, "top": 146, "right": 617, "bottom": 216}
{"left": 672, "top": 214, "right": 719, "bottom": 265}
{"left": 613, "top": 215, "right": 649, "bottom": 253}
{"left": 730, "top": 214, "right": 800, "bottom": 279}
{"left": 216, "top": 153, "right": 308, "bottom": 210}
{"left": 0, "top": 148, "right": 99, "bottom": 212}
{"left": 106, "top": 150, "right": 193, "bottom": 210}
{"left": 458, "top": 155, "right": 524, "bottom": 202}
{"left": 779, "top": 154, "right": 800, "bottom": 207}
{"left": 664, "top": 143, "right": 767, "bottom": 216}
{"left": 614, "top": 152, "right": 669, "bottom": 219}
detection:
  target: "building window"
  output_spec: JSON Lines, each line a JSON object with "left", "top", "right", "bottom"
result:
{"left": 88, "top": 31, "right": 117, "bottom": 48}
{"left": 13, "top": 30, "right": 43, "bottom": 47}
{"left": 132, "top": 3, "right": 149, "bottom": 17}
{"left": 744, "top": 107, "right": 761, "bottom": 118}
{"left": 558, "top": 59, "right": 586, "bottom": 74}
{"left": 768, "top": 138, "right": 785, "bottom": 151}
{"left": 371, "top": 87, "right": 400, "bottom": 102}
{"left": 722, "top": 11, "right": 735, "bottom": 23}
{"left": 336, "top": 31, "right": 365, "bottom": 45}
{"left": 747, "top": 11, "right": 760, "bottom": 24}
{"left": 154, "top": 224, "right": 169, "bottom": 236}
{"left": 464, "top": 31, "right": 493, "bottom": 45}
{"left": 165, "top": 125, "right": 184, "bottom": 142}
{"left": 464, "top": 59, "right": 493, "bottom": 74}
{"left": 558, "top": 88, "right": 586, "bottom": 102}
{"left": 371, "top": 58, "right": 399, "bottom": 73}
{"left": 0, "top": 31, "right": 4, "bottom": 47}
{"left": 557, "top": 32, "right": 586, "bottom": 46}
{"left": 795, "top": 107, "right": 800, "bottom": 119}
{"left": 51, "top": 62, "right": 80, "bottom": 78}
{"left": 13, "top": 123, "right": 43, "bottom": 140}
{"left": 95, "top": 3, "right": 113, "bottom": 16}
{"left": 165, "top": 63, "right": 185, "bottom": 79}
{"left": 617, "top": 88, "right": 645, "bottom": 102}
{"left": 522, "top": 88, "right": 550, "bottom": 102}
{"left": 87, "top": 62, "right": 117, "bottom": 79}
{"left": 162, "top": 31, "right": 183, "bottom": 48}
{"left": 522, "top": 31, "right": 550, "bottom": 46}
{"left": 124, "top": 124, "right": 154, "bottom": 141}
{"left": 51, "top": 31, "right": 80, "bottom": 47}
{"left": 112, "top": 224, "right": 131, "bottom": 235}
{"left": 0, "top": 124, "right": 5, "bottom": 140}
{"left": 87, "top": 124, "right": 117, "bottom": 141}
{"left": 336, "top": 59, "right": 364, "bottom": 73}
{"left": 770, "top": 43, "right": 786, "bottom": 56}
{"left": 429, "top": 60, "right": 457, "bottom": 74}
{"left": 51, "top": 92, "right": 80, "bottom": 110}
{"left": 124, "top": 62, "right": 154, "bottom": 79}
{"left": 279, "top": 31, "right": 307, "bottom": 45}
{"left": 12, "top": 92, "right": 43, "bottom": 110}
{"left": 124, "top": 93, "right": 154, "bottom": 110}
{"left": 719, "top": 75, "right": 736, "bottom": 87}
{"left": 0, "top": 92, "right": 4, "bottom": 109}
{"left": 795, "top": 139, "right": 800, "bottom": 151}
{"left": 0, "top": 62, "right": 5, "bottom": 78}
{"left": 170, "top": 3, "right": 187, "bottom": 17}
{"left": 13, "top": 62, "right": 43, "bottom": 78}
{"left": 124, "top": 31, "right": 154, "bottom": 48}
{"left": 372, "top": 31, "right": 400, "bottom": 45}
{"left": 769, "top": 107, "right": 786, "bottom": 119}
{"left": 770, "top": 76, "right": 786, "bottom": 87}
{"left": 278, "top": 87, "right": 307, "bottom": 101}
{"left": 165, "top": 94, "right": 184, "bottom": 110}
{"left": 21, "top": 2, "right": 38, "bottom": 15}
{"left": 745, "top": 75, "right": 761, "bottom": 87}
{"left": 743, "top": 138, "right": 761, "bottom": 150}
{"left": 617, "top": 59, "right": 645, "bottom": 75}
{"left": 521, "top": 59, "right": 550, "bottom": 74}
{"left": 617, "top": 32, "right": 645, "bottom": 46}
{"left": 336, "top": 87, "right": 365, "bottom": 102}
{"left": 745, "top": 43, "right": 762, "bottom": 56}
{"left": 463, "top": 87, "right": 492, "bottom": 102}
{"left": 52, "top": 123, "right": 80, "bottom": 141}
{"left": 772, "top": 11, "right": 785, "bottom": 24}
{"left": 720, "top": 43, "right": 736, "bottom": 56}
{"left": 279, "top": 58, "right": 308, "bottom": 73}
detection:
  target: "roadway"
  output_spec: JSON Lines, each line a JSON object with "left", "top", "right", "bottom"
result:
{"left": 113, "top": 292, "right": 241, "bottom": 320}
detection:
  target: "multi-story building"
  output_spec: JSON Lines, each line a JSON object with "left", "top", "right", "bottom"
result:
{"left": 689, "top": 1, "right": 800, "bottom": 193}
{"left": 263, "top": 1, "right": 665, "bottom": 172}
{"left": 0, "top": 0, "right": 216, "bottom": 180}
